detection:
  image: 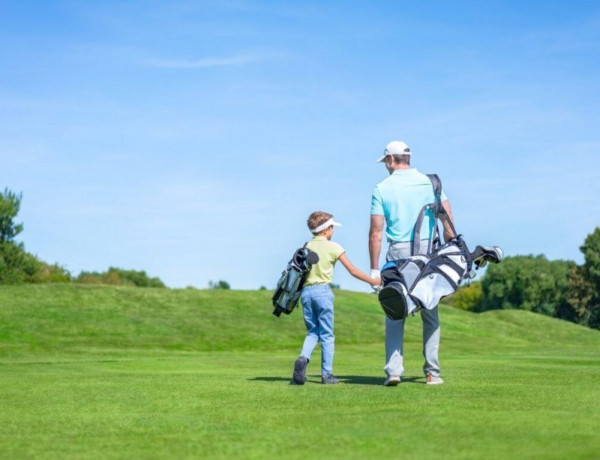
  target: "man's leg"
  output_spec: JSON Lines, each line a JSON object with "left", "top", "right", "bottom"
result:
{"left": 421, "top": 306, "right": 441, "bottom": 377}
{"left": 383, "top": 243, "right": 411, "bottom": 382}
{"left": 384, "top": 316, "right": 405, "bottom": 377}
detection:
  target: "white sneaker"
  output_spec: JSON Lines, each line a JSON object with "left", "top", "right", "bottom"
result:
{"left": 426, "top": 373, "right": 444, "bottom": 385}
{"left": 383, "top": 375, "right": 401, "bottom": 386}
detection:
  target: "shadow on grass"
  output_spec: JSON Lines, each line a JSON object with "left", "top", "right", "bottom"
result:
{"left": 250, "top": 376, "right": 291, "bottom": 383}
{"left": 338, "top": 375, "right": 423, "bottom": 385}
{"left": 249, "top": 375, "right": 424, "bottom": 385}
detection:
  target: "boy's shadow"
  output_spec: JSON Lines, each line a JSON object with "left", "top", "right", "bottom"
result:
{"left": 250, "top": 376, "right": 291, "bottom": 383}
{"left": 249, "top": 375, "right": 423, "bottom": 385}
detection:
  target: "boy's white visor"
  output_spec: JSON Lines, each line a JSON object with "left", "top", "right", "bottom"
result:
{"left": 311, "top": 218, "right": 342, "bottom": 234}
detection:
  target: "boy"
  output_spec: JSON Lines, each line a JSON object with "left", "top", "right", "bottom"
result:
{"left": 292, "top": 211, "right": 381, "bottom": 385}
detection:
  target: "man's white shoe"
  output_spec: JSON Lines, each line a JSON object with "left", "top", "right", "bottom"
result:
{"left": 383, "top": 375, "right": 401, "bottom": 386}
{"left": 426, "top": 373, "right": 444, "bottom": 385}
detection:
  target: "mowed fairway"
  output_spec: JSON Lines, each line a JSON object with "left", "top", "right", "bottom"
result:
{"left": 1, "top": 285, "right": 599, "bottom": 459}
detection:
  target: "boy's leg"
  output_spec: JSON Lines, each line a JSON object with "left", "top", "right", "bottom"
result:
{"left": 315, "top": 286, "right": 335, "bottom": 376}
{"left": 300, "top": 289, "right": 319, "bottom": 360}
{"left": 421, "top": 306, "right": 441, "bottom": 377}
{"left": 384, "top": 316, "right": 405, "bottom": 377}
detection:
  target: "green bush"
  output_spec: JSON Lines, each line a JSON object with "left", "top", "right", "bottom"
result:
{"left": 0, "top": 241, "right": 40, "bottom": 284}
{"left": 477, "top": 255, "right": 574, "bottom": 316}
{"left": 446, "top": 281, "right": 483, "bottom": 311}
{"left": 75, "top": 267, "right": 165, "bottom": 288}
{"left": 31, "top": 262, "right": 71, "bottom": 283}
{"left": 209, "top": 280, "right": 230, "bottom": 290}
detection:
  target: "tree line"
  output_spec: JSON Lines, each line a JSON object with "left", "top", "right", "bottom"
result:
{"left": 0, "top": 189, "right": 165, "bottom": 288}
{"left": 448, "top": 228, "right": 600, "bottom": 330}
{"left": 2, "top": 187, "right": 598, "bottom": 325}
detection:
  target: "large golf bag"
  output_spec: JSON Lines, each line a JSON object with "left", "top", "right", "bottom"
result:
{"left": 272, "top": 245, "right": 319, "bottom": 317}
{"left": 377, "top": 174, "right": 503, "bottom": 320}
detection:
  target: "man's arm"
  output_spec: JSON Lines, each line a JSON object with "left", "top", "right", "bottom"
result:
{"left": 369, "top": 214, "right": 384, "bottom": 270}
{"left": 441, "top": 200, "right": 456, "bottom": 242}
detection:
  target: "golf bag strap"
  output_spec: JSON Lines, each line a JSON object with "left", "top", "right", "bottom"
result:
{"left": 427, "top": 174, "right": 457, "bottom": 240}
{"left": 411, "top": 203, "right": 434, "bottom": 256}
{"left": 411, "top": 174, "right": 457, "bottom": 256}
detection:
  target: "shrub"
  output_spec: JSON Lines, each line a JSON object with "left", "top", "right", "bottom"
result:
{"left": 476, "top": 255, "right": 574, "bottom": 316}
{"left": 209, "top": 280, "right": 230, "bottom": 290}
{"left": 75, "top": 267, "right": 165, "bottom": 288}
{"left": 0, "top": 241, "right": 40, "bottom": 284}
{"left": 31, "top": 262, "right": 71, "bottom": 283}
{"left": 446, "top": 281, "right": 483, "bottom": 311}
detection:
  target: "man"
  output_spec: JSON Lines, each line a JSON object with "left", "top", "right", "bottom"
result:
{"left": 369, "top": 140, "right": 455, "bottom": 386}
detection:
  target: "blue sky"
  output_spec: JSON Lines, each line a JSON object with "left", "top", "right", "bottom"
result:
{"left": 1, "top": 1, "right": 599, "bottom": 291}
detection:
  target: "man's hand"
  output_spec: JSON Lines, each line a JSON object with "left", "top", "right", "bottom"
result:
{"left": 370, "top": 269, "right": 382, "bottom": 292}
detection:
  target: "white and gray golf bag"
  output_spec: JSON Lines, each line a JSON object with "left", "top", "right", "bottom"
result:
{"left": 272, "top": 244, "right": 319, "bottom": 317}
{"left": 378, "top": 174, "right": 503, "bottom": 320}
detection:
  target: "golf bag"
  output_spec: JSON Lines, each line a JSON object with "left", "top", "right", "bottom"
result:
{"left": 378, "top": 174, "right": 503, "bottom": 320}
{"left": 272, "top": 244, "right": 319, "bottom": 317}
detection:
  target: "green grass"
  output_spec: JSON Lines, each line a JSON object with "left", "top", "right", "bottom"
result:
{"left": 1, "top": 284, "right": 599, "bottom": 459}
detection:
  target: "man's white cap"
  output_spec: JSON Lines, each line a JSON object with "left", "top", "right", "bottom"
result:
{"left": 377, "top": 141, "right": 411, "bottom": 162}
{"left": 310, "top": 217, "right": 342, "bottom": 234}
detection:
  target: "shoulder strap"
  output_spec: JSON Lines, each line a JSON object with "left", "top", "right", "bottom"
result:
{"left": 411, "top": 174, "right": 457, "bottom": 255}
{"left": 427, "top": 174, "right": 457, "bottom": 242}
{"left": 427, "top": 174, "right": 443, "bottom": 214}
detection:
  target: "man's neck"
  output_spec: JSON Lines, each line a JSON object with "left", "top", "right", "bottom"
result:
{"left": 388, "top": 164, "right": 411, "bottom": 174}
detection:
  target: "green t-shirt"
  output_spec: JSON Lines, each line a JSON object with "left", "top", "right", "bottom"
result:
{"left": 304, "top": 236, "right": 345, "bottom": 286}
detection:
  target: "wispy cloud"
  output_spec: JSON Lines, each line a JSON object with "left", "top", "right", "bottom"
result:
{"left": 146, "top": 53, "right": 282, "bottom": 69}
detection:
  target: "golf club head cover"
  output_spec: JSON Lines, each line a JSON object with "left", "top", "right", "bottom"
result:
{"left": 471, "top": 246, "right": 504, "bottom": 268}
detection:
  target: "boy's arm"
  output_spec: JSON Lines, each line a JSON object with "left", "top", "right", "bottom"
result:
{"left": 338, "top": 253, "right": 381, "bottom": 286}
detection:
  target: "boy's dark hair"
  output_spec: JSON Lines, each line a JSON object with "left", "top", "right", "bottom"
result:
{"left": 307, "top": 211, "right": 333, "bottom": 234}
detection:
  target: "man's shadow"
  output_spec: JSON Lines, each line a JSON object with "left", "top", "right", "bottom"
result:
{"left": 339, "top": 375, "right": 422, "bottom": 385}
{"left": 249, "top": 375, "right": 423, "bottom": 385}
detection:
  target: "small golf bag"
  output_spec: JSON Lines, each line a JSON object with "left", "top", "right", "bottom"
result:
{"left": 272, "top": 244, "right": 319, "bottom": 317}
{"left": 378, "top": 174, "right": 503, "bottom": 320}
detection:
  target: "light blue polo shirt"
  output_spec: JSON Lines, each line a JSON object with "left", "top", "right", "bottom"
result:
{"left": 371, "top": 168, "right": 448, "bottom": 243}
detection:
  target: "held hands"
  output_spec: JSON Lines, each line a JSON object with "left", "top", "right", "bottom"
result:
{"left": 370, "top": 269, "right": 382, "bottom": 292}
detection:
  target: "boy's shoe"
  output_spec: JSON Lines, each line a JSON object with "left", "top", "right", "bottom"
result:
{"left": 383, "top": 375, "right": 401, "bottom": 386}
{"left": 321, "top": 374, "right": 340, "bottom": 385}
{"left": 292, "top": 357, "right": 308, "bottom": 385}
{"left": 426, "top": 373, "right": 444, "bottom": 385}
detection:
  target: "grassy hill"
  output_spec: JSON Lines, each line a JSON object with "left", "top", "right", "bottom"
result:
{"left": 1, "top": 284, "right": 597, "bottom": 355}
{"left": 1, "top": 284, "right": 599, "bottom": 459}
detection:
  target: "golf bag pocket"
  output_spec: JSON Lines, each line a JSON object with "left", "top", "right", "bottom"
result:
{"left": 378, "top": 256, "right": 427, "bottom": 320}
{"left": 378, "top": 239, "right": 471, "bottom": 319}
{"left": 378, "top": 281, "right": 417, "bottom": 320}
{"left": 272, "top": 246, "right": 319, "bottom": 317}
{"left": 272, "top": 267, "right": 303, "bottom": 315}
{"left": 408, "top": 243, "right": 469, "bottom": 310}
